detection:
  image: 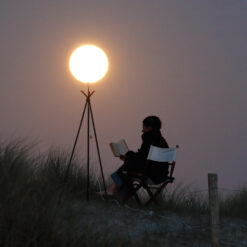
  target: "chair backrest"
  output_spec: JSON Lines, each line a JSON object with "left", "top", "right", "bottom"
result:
{"left": 147, "top": 145, "right": 178, "bottom": 163}
{"left": 147, "top": 145, "right": 179, "bottom": 178}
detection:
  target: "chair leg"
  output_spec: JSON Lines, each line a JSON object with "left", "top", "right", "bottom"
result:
{"left": 122, "top": 179, "right": 171, "bottom": 206}
{"left": 134, "top": 192, "right": 141, "bottom": 205}
{"left": 132, "top": 183, "right": 142, "bottom": 205}
{"left": 153, "top": 182, "right": 169, "bottom": 198}
{"left": 122, "top": 183, "right": 142, "bottom": 205}
{"left": 145, "top": 182, "right": 170, "bottom": 206}
{"left": 144, "top": 186, "right": 158, "bottom": 206}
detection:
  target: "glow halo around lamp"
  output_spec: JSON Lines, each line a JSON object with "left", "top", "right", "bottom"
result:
{"left": 69, "top": 44, "right": 109, "bottom": 83}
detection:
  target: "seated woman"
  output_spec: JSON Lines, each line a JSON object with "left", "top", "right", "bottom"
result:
{"left": 104, "top": 116, "right": 169, "bottom": 197}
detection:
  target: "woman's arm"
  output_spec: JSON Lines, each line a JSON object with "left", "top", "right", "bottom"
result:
{"left": 125, "top": 132, "right": 152, "bottom": 161}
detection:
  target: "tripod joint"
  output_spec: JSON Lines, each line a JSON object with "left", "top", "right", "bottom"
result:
{"left": 81, "top": 90, "right": 95, "bottom": 98}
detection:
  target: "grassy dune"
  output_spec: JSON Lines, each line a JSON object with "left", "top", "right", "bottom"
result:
{"left": 0, "top": 141, "right": 246, "bottom": 246}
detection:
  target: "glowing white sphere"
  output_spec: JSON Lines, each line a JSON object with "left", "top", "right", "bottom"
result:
{"left": 69, "top": 44, "right": 109, "bottom": 83}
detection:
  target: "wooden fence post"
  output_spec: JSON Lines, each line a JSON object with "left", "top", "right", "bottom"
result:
{"left": 208, "top": 173, "right": 220, "bottom": 247}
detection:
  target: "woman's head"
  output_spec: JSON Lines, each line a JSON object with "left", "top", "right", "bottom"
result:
{"left": 142, "top": 116, "right": 162, "bottom": 133}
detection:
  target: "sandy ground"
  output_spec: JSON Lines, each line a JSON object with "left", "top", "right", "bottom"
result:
{"left": 55, "top": 197, "right": 247, "bottom": 247}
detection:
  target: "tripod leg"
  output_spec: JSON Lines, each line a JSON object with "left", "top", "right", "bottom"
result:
{"left": 66, "top": 100, "right": 88, "bottom": 179}
{"left": 88, "top": 102, "right": 108, "bottom": 199}
{"left": 87, "top": 98, "right": 90, "bottom": 201}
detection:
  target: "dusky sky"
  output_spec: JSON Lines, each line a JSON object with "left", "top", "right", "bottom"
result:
{"left": 1, "top": 0, "right": 247, "bottom": 189}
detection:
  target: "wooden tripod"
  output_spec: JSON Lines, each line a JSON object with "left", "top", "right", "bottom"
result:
{"left": 66, "top": 87, "right": 107, "bottom": 201}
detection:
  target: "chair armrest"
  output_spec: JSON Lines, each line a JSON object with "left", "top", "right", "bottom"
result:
{"left": 169, "top": 162, "right": 175, "bottom": 177}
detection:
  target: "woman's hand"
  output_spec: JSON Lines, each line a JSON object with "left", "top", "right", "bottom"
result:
{"left": 119, "top": 155, "right": 126, "bottom": 161}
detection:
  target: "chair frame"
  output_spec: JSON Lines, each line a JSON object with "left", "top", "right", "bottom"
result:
{"left": 124, "top": 145, "right": 179, "bottom": 206}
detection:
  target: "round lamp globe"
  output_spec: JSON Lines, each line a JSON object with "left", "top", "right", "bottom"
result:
{"left": 69, "top": 44, "right": 109, "bottom": 83}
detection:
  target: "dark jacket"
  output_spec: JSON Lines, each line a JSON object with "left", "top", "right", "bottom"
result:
{"left": 125, "top": 130, "right": 169, "bottom": 183}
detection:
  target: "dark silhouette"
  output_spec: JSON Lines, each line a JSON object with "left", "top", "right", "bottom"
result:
{"left": 99, "top": 116, "right": 169, "bottom": 198}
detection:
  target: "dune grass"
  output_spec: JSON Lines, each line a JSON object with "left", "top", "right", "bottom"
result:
{"left": 0, "top": 141, "right": 95, "bottom": 246}
{"left": 0, "top": 140, "right": 246, "bottom": 246}
{"left": 219, "top": 188, "right": 247, "bottom": 219}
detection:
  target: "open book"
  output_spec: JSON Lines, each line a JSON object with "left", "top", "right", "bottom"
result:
{"left": 109, "top": 139, "right": 129, "bottom": 157}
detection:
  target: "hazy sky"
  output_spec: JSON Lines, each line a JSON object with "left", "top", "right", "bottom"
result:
{"left": 1, "top": 0, "right": 247, "bottom": 189}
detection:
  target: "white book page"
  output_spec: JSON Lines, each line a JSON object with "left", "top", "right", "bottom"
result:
{"left": 110, "top": 139, "right": 128, "bottom": 157}
{"left": 113, "top": 143, "right": 120, "bottom": 157}
{"left": 118, "top": 140, "right": 128, "bottom": 155}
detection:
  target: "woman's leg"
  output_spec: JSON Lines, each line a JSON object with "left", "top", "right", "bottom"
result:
{"left": 97, "top": 164, "right": 126, "bottom": 195}
{"left": 106, "top": 182, "right": 117, "bottom": 194}
{"left": 97, "top": 182, "right": 117, "bottom": 195}
{"left": 101, "top": 162, "right": 142, "bottom": 196}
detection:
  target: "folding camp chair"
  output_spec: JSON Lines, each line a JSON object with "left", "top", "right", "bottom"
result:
{"left": 125, "top": 145, "right": 179, "bottom": 206}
